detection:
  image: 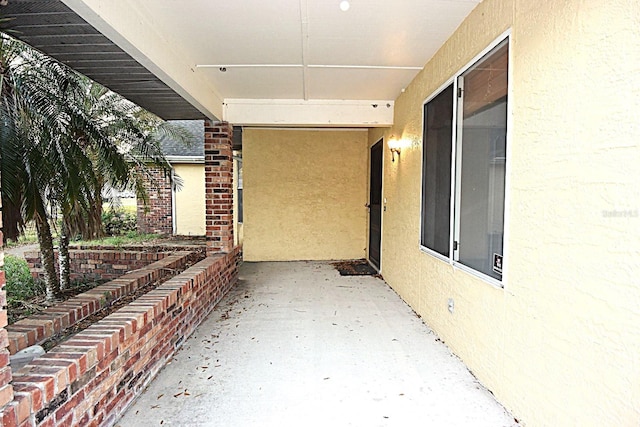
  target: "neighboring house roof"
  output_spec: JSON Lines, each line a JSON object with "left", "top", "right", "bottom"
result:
{"left": 159, "top": 120, "right": 205, "bottom": 163}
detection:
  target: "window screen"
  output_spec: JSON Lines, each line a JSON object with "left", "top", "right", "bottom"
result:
{"left": 421, "top": 84, "right": 453, "bottom": 257}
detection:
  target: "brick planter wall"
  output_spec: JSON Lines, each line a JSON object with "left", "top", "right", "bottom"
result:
{"left": 0, "top": 247, "right": 241, "bottom": 426}
{"left": 24, "top": 245, "right": 208, "bottom": 283}
{"left": 0, "top": 221, "right": 16, "bottom": 419}
{"left": 7, "top": 252, "right": 197, "bottom": 356}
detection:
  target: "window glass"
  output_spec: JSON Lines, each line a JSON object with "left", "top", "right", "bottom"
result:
{"left": 456, "top": 40, "right": 508, "bottom": 280}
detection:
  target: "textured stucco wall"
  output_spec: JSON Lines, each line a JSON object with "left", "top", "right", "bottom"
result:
{"left": 243, "top": 128, "right": 368, "bottom": 261}
{"left": 174, "top": 163, "right": 205, "bottom": 236}
{"left": 378, "top": 0, "right": 640, "bottom": 425}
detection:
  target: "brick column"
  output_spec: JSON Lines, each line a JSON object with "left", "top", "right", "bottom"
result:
{"left": 204, "top": 120, "right": 234, "bottom": 253}
{"left": 136, "top": 166, "right": 174, "bottom": 235}
{"left": 0, "top": 183, "right": 16, "bottom": 421}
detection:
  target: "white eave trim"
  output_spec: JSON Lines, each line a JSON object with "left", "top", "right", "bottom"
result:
{"left": 166, "top": 156, "right": 204, "bottom": 164}
{"left": 223, "top": 99, "right": 394, "bottom": 127}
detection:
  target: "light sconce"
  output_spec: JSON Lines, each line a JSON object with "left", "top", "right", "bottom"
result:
{"left": 388, "top": 139, "right": 402, "bottom": 162}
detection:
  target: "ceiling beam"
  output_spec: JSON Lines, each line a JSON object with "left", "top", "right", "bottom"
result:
{"left": 224, "top": 99, "right": 394, "bottom": 127}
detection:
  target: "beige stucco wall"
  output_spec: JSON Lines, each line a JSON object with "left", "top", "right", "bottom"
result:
{"left": 243, "top": 128, "right": 368, "bottom": 261}
{"left": 376, "top": 0, "right": 640, "bottom": 426}
{"left": 173, "top": 163, "right": 205, "bottom": 236}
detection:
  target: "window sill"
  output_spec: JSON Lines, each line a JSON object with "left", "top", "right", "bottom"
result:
{"left": 419, "top": 244, "right": 505, "bottom": 290}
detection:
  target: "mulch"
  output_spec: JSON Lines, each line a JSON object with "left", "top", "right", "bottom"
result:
{"left": 41, "top": 276, "right": 164, "bottom": 351}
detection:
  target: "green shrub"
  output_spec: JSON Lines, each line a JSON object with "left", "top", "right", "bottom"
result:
{"left": 3, "top": 255, "right": 45, "bottom": 303}
{"left": 102, "top": 209, "right": 137, "bottom": 236}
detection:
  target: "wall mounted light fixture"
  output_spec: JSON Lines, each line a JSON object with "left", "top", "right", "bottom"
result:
{"left": 388, "top": 139, "right": 402, "bottom": 162}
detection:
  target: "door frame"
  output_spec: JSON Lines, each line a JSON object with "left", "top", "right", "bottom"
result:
{"left": 368, "top": 138, "right": 384, "bottom": 271}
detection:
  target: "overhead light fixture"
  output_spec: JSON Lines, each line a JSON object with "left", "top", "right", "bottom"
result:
{"left": 339, "top": 1, "right": 350, "bottom": 11}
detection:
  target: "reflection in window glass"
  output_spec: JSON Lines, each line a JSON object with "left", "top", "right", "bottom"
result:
{"left": 456, "top": 40, "right": 508, "bottom": 280}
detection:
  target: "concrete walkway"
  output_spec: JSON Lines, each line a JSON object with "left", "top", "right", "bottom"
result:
{"left": 4, "top": 243, "right": 39, "bottom": 259}
{"left": 118, "top": 261, "right": 517, "bottom": 427}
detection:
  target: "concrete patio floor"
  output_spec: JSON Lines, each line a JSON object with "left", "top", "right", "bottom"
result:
{"left": 117, "top": 261, "right": 517, "bottom": 427}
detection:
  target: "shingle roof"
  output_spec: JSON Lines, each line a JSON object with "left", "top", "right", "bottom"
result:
{"left": 159, "top": 120, "right": 204, "bottom": 158}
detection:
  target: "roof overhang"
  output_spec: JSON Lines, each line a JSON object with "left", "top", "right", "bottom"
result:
{"left": 0, "top": 0, "right": 210, "bottom": 120}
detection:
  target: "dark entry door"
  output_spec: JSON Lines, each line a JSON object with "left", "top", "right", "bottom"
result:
{"left": 368, "top": 139, "right": 383, "bottom": 270}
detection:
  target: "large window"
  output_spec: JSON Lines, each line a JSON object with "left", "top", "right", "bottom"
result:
{"left": 420, "top": 37, "right": 509, "bottom": 283}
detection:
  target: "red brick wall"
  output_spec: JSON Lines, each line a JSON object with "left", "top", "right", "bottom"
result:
{"left": 0, "top": 208, "right": 16, "bottom": 422}
{"left": 24, "top": 248, "right": 204, "bottom": 283}
{"left": 204, "top": 121, "right": 234, "bottom": 253}
{"left": 0, "top": 247, "right": 240, "bottom": 426}
{"left": 7, "top": 252, "right": 196, "bottom": 356}
{"left": 137, "top": 166, "right": 173, "bottom": 235}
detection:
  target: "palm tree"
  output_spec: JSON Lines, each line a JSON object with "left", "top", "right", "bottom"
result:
{"left": 1, "top": 33, "right": 64, "bottom": 298}
{"left": 0, "top": 33, "right": 181, "bottom": 300}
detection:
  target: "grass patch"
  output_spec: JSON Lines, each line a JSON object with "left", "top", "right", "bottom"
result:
{"left": 4, "top": 224, "right": 39, "bottom": 248}
{"left": 76, "top": 232, "right": 161, "bottom": 247}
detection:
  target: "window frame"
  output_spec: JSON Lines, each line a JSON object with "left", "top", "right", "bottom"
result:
{"left": 419, "top": 31, "right": 512, "bottom": 288}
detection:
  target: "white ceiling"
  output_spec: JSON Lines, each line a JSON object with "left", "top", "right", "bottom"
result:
{"left": 61, "top": 0, "right": 481, "bottom": 125}
{"left": 134, "top": 0, "right": 481, "bottom": 101}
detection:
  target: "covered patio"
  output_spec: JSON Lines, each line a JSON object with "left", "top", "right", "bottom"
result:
{"left": 1, "top": 1, "right": 638, "bottom": 425}
{"left": 118, "top": 261, "right": 516, "bottom": 427}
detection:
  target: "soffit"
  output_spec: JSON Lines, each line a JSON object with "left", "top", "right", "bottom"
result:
{"left": 0, "top": 0, "right": 206, "bottom": 119}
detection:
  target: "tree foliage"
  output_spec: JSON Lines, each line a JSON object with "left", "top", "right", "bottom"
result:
{"left": 0, "top": 33, "right": 183, "bottom": 300}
